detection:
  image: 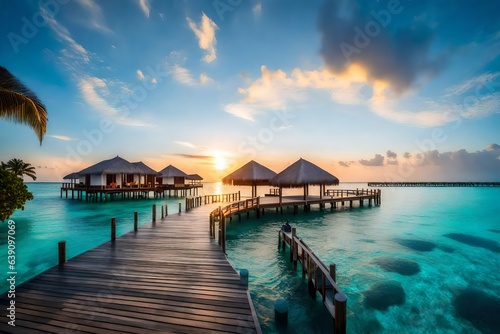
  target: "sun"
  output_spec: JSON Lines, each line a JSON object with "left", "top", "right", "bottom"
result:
{"left": 213, "top": 151, "right": 227, "bottom": 171}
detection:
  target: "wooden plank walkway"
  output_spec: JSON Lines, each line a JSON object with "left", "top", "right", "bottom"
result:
{"left": 1, "top": 204, "right": 260, "bottom": 333}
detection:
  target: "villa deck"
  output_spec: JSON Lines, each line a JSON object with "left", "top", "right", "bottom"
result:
{"left": 0, "top": 204, "right": 260, "bottom": 333}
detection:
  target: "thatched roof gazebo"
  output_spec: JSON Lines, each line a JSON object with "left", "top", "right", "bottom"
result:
{"left": 270, "top": 158, "right": 339, "bottom": 202}
{"left": 222, "top": 160, "right": 277, "bottom": 197}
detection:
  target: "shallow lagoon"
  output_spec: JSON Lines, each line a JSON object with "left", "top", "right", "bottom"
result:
{"left": 1, "top": 183, "right": 499, "bottom": 333}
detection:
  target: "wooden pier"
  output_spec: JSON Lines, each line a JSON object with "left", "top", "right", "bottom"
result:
{"left": 0, "top": 197, "right": 260, "bottom": 333}
{"left": 208, "top": 189, "right": 380, "bottom": 253}
{"left": 367, "top": 181, "right": 500, "bottom": 187}
{"left": 279, "top": 227, "right": 347, "bottom": 334}
{"left": 60, "top": 183, "right": 203, "bottom": 202}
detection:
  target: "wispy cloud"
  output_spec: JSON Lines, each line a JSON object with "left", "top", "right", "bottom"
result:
{"left": 187, "top": 13, "right": 218, "bottom": 63}
{"left": 136, "top": 69, "right": 145, "bottom": 81}
{"left": 138, "top": 0, "right": 151, "bottom": 18}
{"left": 41, "top": 6, "right": 90, "bottom": 63}
{"left": 168, "top": 64, "right": 213, "bottom": 87}
{"left": 75, "top": 0, "right": 113, "bottom": 34}
{"left": 49, "top": 135, "right": 77, "bottom": 141}
{"left": 174, "top": 141, "right": 201, "bottom": 149}
{"left": 78, "top": 76, "right": 151, "bottom": 127}
{"left": 253, "top": 2, "right": 262, "bottom": 16}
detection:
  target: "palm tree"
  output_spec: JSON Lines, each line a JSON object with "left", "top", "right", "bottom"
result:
{"left": 0, "top": 66, "right": 48, "bottom": 144}
{"left": 2, "top": 158, "right": 37, "bottom": 181}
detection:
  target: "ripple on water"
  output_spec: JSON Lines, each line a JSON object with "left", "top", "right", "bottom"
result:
{"left": 453, "top": 288, "right": 500, "bottom": 334}
{"left": 373, "top": 257, "right": 421, "bottom": 276}
{"left": 363, "top": 281, "right": 406, "bottom": 311}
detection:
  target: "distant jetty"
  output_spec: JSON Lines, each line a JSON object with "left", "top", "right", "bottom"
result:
{"left": 367, "top": 182, "right": 500, "bottom": 187}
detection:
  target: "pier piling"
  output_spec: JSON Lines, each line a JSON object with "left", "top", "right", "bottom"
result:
{"left": 58, "top": 241, "right": 66, "bottom": 266}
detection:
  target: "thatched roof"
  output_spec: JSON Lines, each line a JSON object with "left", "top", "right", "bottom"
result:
{"left": 270, "top": 158, "right": 339, "bottom": 187}
{"left": 222, "top": 160, "right": 277, "bottom": 186}
{"left": 132, "top": 161, "right": 159, "bottom": 175}
{"left": 158, "top": 165, "right": 188, "bottom": 178}
{"left": 78, "top": 156, "right": 144, "bottom": 175}
{"left": 63, "top": 172, "right": 80, "bottom": 179}
{"left": 187, "top": 173, "right": 203, "bottom": 181}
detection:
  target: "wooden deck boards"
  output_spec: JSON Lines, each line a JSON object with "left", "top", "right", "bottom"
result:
{"left": 1, "top": 204, "right": 260, "bottom": 333}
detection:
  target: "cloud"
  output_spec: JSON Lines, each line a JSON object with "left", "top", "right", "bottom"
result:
{"left": 174, "top": 154, "right": 212, "bottom": 160}
{"left": 253, "top": 3, "right": 262, "bottom": 16}
{"left": 403, "top": 152, "right": 411, "bottom": 159}
{"left": 338, "top": 161, "right": 353, "bottom": 167}
{"left": 49, "top": 135, "right": 77, "bottom": 141}
{"left": 167, "top": 62, "right": 213, "bottom": 87}
{"left": 78, "top": 76, "right": 150, "bottom": 126}
{"left": 174, "top": 141, "right": 201, "bottom": 149}
{"left": 75, "top": 0, "right": 112, "bottom": 34}
{"left": 487, "top": 143, "right": 500, "bottom": 151}
{"left": 317, "top": 1, "right": 449, "bottom": 96}
{"left": 386, "top": 150, "right": 397, "bottom": 159}
{"left": 227, "top": 64, "right": 499, "bottom": 126}
{"left": 187, "top": 13, "right": 219, "bottom": 63}
{"left": 138, "top": 0, "right": 151, "bottom": 18}
{"left": 136, "top": 69, "right": 145, "bottom": 81}
{"left": 41, "top": 6, "right": 90, "bottom": 63}
{"left": 359, "top": 154, "right": 385, "bottom": 166}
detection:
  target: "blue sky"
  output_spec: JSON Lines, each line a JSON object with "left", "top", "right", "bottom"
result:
{"left": 0, "top": 0, "right": 499, "bottom": 182}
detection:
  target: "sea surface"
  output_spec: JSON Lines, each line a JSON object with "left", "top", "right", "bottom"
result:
{"left": 1, "top": 182, "right": 499, "bottom": 333}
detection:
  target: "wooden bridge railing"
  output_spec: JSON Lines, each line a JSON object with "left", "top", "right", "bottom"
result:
{"left": 324, "top": 188, "right": 379, "bottom": 197}
{"left": 280, "top": 228, "right": 347, "bottom": 334}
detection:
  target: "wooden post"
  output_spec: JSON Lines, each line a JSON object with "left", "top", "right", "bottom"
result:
{"left": 111, "top": 217, "right": 116, "bottom": 241}
{"left": 161, "top": 205, "right": 164, "bottom": 218}
{"left": 178, "top": 202, "right": 182, "bottom": 213}
{"left": 292, "top": 228, "right": 298, "bottom": 266}
{"left": 134, "top": 211, "right": 138, "bottom": 231}
{"left": 329, "top": 263, "right": 336, "bottom": 282}
{"left": 221, "top": 215, "right": 226, "bottom": 254}
{"left": 334, "top": 293, "right": 347, "bottom": 334}
{"left": 58, "top": 241, "right": 66, "bottom": 266}
{"left": 152, "top": 204, "right": 156, "bottom": 223}
{"left": 278, "top": 230, "right": 282, "bottom": 249}
{"left": 165, "top": 204, "right": 168, "bottom": 216}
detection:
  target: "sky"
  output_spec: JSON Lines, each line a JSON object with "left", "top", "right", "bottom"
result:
{"left": 0, "top": 0, "right": 499, "bottom": 182}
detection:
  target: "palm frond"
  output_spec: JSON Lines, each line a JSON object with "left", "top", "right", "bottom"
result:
{"left": 0, "top": 66, "right": 47, "bottom": 144}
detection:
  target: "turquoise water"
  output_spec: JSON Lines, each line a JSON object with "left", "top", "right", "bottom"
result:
{"left": 225, "top": 185, "right": 500, "bottom": 333}
{"left": 1, "top": 182, "right": 499, "bottom": 333}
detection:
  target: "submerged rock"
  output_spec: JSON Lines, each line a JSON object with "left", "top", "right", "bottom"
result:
{"left": 374, "top": 258, "right": 420, "bottom": 276}
{"left": 454, "top": 288, "right": 500, "bottom": 334}
{"left": 397, "top": 239, "right": 436, "bottom": 252}
{"left": 488, "top": 229, "right": 500, "bottom": 234}
{"left": 363, "top": 281, "right": 406, "bottom": 311}
{"left": 444, "top": 233, "right": 500, "bottom": 253}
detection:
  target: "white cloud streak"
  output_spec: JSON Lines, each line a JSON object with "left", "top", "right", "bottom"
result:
{"left": 187, "top": 13, "right": 219, "bottom": 63}
{"left": 41, "top": 7, "right": 90, "bottom": 63}
{"left": 49, "top": 135, "right": 77, "bottom": 141}
{"left": 138, "top": 0, "right": 151, "bottom": 18}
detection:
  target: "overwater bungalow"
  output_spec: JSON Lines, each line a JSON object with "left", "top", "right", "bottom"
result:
{"left": 186, "top": 173, "right": 203, "bottom": 186}
{"left": 77, "top": 155, "right": 144, "bottom": 188}
{"left": 132, "top": 161, "right": 160, "bottom": 187}
{"left": 158, "top": 164, "right": 189, "bottom": 186}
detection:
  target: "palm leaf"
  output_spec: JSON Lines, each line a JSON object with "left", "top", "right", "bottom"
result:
{"left": 0, "top": 66, "right": 48, "bottom": 144}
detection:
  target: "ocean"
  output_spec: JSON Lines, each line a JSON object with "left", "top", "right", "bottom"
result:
{"left": 1, "top": 182, "right": 499, "bottom": 333}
